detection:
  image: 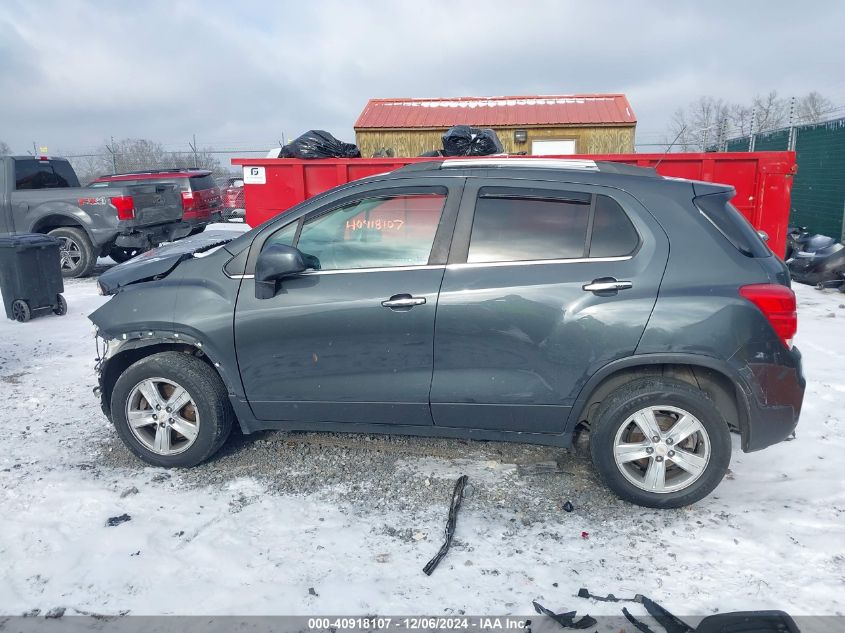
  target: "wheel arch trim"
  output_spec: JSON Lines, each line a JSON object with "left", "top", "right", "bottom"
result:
{"left": 565, "top": 353, "right": 752, "bottom": 438}
{"left": 97, "top": 332, "right": 248, "bottom": 423}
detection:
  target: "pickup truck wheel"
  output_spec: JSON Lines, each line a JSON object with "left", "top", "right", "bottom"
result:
{"left": 111, "top": 352, "right": 234, "bottom": 468}
{"left": 48, "top": 227, "right": 96, "bottom": 278}
{"left": 589, "top": 378, "right": 731, "bottom": 509}
{"left": 109, "top": 246, "right": 146, "bottom": 263}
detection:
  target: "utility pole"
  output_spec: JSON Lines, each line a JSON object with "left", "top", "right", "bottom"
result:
{"left": 106, "top": 136, "right": 117, "bottom": 172}
{"left": 189, "top": 134, "right": 199, "bottom": 168}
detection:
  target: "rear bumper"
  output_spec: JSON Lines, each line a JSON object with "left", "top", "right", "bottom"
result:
{"left": 736, "top": 346, "right": 805, "bottom": 452}
{"left": 114, "top": 221, "right": 192, "bottom": 248}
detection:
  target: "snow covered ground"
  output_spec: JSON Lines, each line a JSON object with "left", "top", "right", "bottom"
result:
{"left": 0, "top": 244, "right": 843, "bottom": 621}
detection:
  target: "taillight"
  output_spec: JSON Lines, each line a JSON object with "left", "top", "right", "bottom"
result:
{"left": 111, "top": 195, "right": 135, "bottom": 221}
{"left": 181, "top": 191, "right": 196, "bottom": 212}
{"left": 739, "top": 284, "right": 797, "bottom": 349}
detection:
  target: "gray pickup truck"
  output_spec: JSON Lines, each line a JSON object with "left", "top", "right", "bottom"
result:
{"left": 0, "top": 156, "right": 189, "bottom": 277}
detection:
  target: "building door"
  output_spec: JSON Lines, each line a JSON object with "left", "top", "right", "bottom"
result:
{"left": 531, "top": 139, "right": 576, "bottom": 155}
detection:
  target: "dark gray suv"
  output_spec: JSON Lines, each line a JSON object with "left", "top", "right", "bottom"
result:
{"left": 90, "top": 159, "right": 805, "bottom": 508}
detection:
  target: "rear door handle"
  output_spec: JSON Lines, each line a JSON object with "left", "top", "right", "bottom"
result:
{"left": 582, "top": 278, "right": 633, "bottom": 293}
{"left": 382, "top": 294, "right": 426, "bottom": 309}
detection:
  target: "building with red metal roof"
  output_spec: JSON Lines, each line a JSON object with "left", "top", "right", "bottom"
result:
{"left": 354, "top": 94, "right": 636, "bottom": 157}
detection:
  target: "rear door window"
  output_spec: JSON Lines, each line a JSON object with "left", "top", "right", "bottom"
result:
{"left": 466, "top": 188, "right": 640, "bottom": 263}
{"left": 468, "top": 194, "right": 591, "bottom": 263}
{"left": 14, "top": 159, "right": 80, "bottom": 190}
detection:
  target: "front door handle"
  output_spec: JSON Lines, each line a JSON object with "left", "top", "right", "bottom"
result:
{"left": 582, "top": 278, "right": 633, "bottom": 294}
{"left": 382, "top": 294, "right": 426, "bottom": 309}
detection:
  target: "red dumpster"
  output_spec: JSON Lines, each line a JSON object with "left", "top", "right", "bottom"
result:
{"left": 232, "top": 152, "right": 796, "bottom": 258}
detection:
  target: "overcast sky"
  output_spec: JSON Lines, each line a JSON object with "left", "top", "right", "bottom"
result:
{"left": 1, "top": 0, "right": 843, "bottom": 156}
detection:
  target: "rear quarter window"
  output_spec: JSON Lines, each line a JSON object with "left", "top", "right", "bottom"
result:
{"left": 589, "top": 195, "right": 640, "bottom": 257}
{"left": 695, "top": 192, "right": 770, "bottom": 257}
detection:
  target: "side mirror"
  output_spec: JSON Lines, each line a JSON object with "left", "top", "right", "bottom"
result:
{"left": 254, "top": 244, "right": 308, "bottom": 299}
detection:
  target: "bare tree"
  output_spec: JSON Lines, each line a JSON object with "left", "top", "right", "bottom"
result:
{"left": 796, "top": 91, "right": 835, "bottom": 123}
{"left": 728, "top": 103, "right": 754, "bottom": 137}
{"left": 0, "top": 141, "right": 11, "bottom": 155}
{"left": 667, "top": 90, "right": 836, "bottom": 146}
{"left": 751, "top": 91, "right": 789, "bottom": 133}
{"left": 666, "top": 97, "right": 730, "bottom": 151}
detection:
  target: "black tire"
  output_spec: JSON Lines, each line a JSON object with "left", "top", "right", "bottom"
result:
{"left": 53, "top": 294, "right": 67, "bottom": 316}
{"left": 48, "top": 227, "right": 96, "bottom": 278}
{"left": 589, "top": 378, "right": 731, "bottom": 509}
{"left": 110, "top": 352, "right": 234, "bottom": 468}
{"left": 12, "top": 299, "right": 31, "bottom": 322}
{"left": 109, "top": 246, "right": 146, "bottom": 263}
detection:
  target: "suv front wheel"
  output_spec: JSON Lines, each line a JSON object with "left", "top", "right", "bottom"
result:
{"left": 110, "top": 352, "right": 234, "bottom": 467}
{"left": 590, "top": 378, "right": 731, "bottom": 508}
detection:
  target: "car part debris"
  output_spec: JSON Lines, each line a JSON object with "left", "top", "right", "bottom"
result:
{"left": 788, "top": 241, "right": 845, "bottom": 286}
{"left": 422, "top": 475, "right": 468, "bottom": 575}
{"left": 576, "top": 588, "right": 797, "bottom": 633}
{"left": 577, "top": 587, "right": 642, "bottom": 603}
{"left": 105, "top": 513, "right": 131, "bottom": 527}
{"left": 785, "top": 224, "right": 845, "bottom": 287}
{"left": 517, "top": 460, "right": 560, "bottom": 476}
{"left": 278, "top": 130, "right": 361, "bottom": 159}
{"left": 695, "top": 611, "right": 800, "bottom": 633}
{"left": 532, "top": 601, "right": 596, "bottom": 630}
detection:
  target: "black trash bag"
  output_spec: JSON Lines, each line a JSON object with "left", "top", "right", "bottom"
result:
{"left": 442, "top": 125, "right": 476, "bottom": 156}
{"left": 279, "top": 130, "right": 361, "bottom": 159}
{"left": 441, "top": 126, "right": 504, "bottom": 157}
{"left": 470, "top": 128, "right": 504, "bottom": 155}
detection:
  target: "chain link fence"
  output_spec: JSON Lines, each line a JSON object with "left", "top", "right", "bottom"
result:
{"left": 55, "top": 140, "right": 277, "bottom": 185}
{"left": 720, "top": 116, "right": 845, "bottom": 241}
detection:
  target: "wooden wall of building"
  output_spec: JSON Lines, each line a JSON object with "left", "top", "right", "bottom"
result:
{"left": 355, "top": 125, "right": 636, "bottom": 158}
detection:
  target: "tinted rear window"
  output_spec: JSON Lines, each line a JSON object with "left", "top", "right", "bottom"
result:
{"left": 468, "top": 196, "right": 591, "bottom": 263}
{"left": 695, "top": 192, "right": 770, "bottom": 257}
{"left": 14, "top": 159, "right": 80, "bottom": 190}
{"left": 189, "top": 174, "right": 217, "bottom": 191}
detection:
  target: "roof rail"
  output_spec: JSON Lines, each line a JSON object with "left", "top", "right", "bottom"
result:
{"left": 391, "top": 157, "right": 659, "bottom": 178}
{"left": 441, "top": 158, "right": 599, "bottom": 171}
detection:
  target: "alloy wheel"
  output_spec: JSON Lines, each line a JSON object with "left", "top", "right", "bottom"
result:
{"left": 58, "top": 237, "right": 82, "bottom": 272}
{"left": 613, "top": 405, "right": 711, "bottom": 493}
{"left": 125, "top": 377, "right": 201, "bottom": 455}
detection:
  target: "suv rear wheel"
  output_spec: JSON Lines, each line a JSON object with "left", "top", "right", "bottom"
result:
{"left": 590, "top": 378, "right": 731, "bottom": 508}
{"left": 48, "top": 227, "right": 96, "bottom": 278}
{"left": 110, "top": 352, "right": 234, "bottom": 467}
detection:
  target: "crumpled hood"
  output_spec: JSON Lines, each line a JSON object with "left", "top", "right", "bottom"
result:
{"left": 97, "top": 231, "right": 236, "bottom": 295}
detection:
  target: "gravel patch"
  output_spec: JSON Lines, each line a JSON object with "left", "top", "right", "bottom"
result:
{"left": 99, "top": 425, "right": 623, "bottom": 523}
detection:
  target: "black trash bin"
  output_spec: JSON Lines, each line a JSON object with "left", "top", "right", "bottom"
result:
{"left": 0, "top": 233, "right": 66, "bottom": 322}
